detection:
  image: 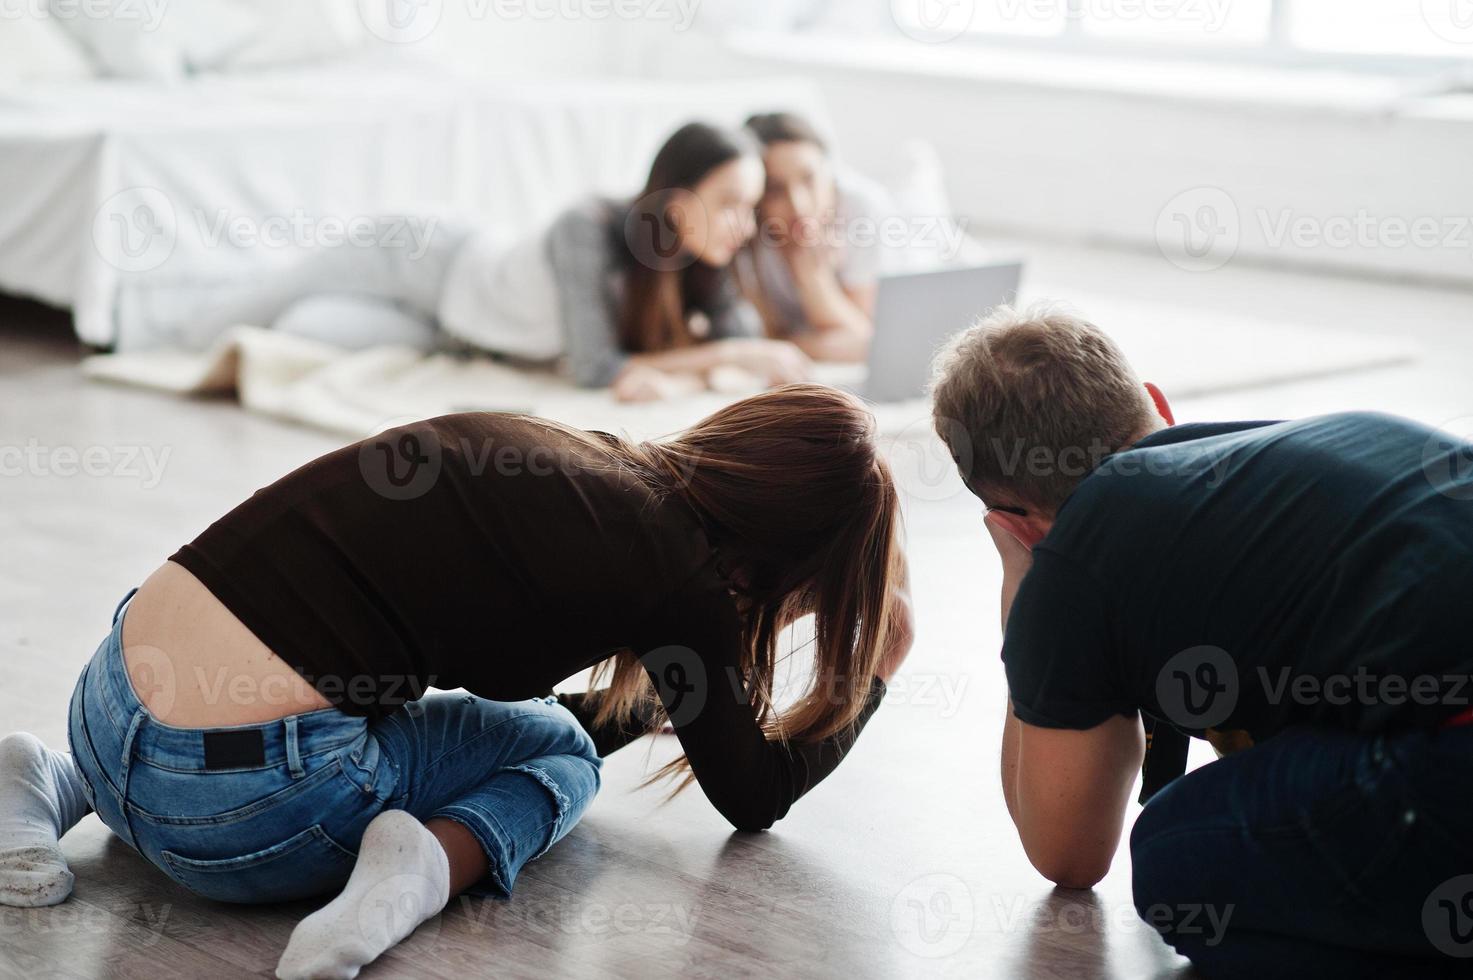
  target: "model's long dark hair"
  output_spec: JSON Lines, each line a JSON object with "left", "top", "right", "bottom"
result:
{"left": 744, "top": 110, "right": 827, "bottom": 151}
{"left": 617, "top": 122, "right": 758, "bottom": 354}
{"left": 739, "top": 111, "right": 834, "bottom": 337}
{"left": 578, "top": 384, "right": 904, "bottom": 788}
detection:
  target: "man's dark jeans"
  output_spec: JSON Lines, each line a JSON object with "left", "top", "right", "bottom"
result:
{"left": 1131, "top": 723, "right": 1473, "bottom": 979}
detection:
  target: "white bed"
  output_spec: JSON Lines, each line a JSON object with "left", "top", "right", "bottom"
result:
{"left": 0, "top": 48, "right": 834, "bottom": 349}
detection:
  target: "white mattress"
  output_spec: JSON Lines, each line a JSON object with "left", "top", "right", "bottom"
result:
{"left": 0, "top": 65, "right": 831, "bottom": 348}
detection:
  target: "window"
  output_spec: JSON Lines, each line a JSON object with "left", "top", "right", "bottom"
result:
{"left": 1288, "top": 0, "right": 1473, "bottom": 58}
{"left": 886, "top": 0, "right": 1473, "bottom": 65}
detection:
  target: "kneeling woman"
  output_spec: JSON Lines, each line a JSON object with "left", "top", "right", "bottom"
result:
{"left": 0, "top": 385, "right": 911, "bottom": 979}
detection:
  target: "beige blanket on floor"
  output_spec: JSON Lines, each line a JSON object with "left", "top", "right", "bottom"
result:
{"left": 80, "top": 302, "right": 1418, "bottom": 442}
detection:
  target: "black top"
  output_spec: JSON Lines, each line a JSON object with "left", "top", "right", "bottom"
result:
{"left": 1003, "top": 412, "right": 1473, "bottom": 741}
{"left": 171, "top": 413, "right": 884, "bottom": 830}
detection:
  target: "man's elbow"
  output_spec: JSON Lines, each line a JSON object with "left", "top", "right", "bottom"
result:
{"left": 1024, "top": 840, "right": 1113, "bottom": 890}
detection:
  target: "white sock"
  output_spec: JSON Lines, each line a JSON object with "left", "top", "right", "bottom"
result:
{"left": 275, "top": 810, "right": 451, "bottom": 980}
{"left": 0, "top": 732, "right": 90, "bottom": 907}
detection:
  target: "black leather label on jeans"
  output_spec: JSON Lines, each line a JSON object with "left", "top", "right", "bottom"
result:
{"left": 202, "top": 730, "right": 266, "bottom": 770}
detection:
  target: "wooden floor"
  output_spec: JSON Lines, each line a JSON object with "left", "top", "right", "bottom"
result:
{"left": 2, "top": 243, "right": 1470, "bottom": 979}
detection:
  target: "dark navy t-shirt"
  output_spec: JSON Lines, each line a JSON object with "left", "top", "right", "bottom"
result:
{"left": 1002, "top": 412, "right": 1473, "bottom": 740}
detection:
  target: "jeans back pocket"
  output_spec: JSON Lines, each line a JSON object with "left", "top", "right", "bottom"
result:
{"left": 161, "top": 824, "right": 356, "bottom": 905}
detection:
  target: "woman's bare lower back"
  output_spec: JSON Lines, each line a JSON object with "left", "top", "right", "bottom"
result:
{"left": 121, "top": 560, "right": 331, "bottom": 727}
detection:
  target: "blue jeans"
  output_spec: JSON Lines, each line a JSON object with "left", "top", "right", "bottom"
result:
{"left": 1131, "top": 724, "right": 1473, "bottom": 979}
{"left": 67, "top": 589, "right": 601, "bottom": 904}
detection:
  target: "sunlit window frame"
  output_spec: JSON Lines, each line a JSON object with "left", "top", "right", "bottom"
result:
{"left": 925, "top": 0, "right": 1473, "bottom": 73}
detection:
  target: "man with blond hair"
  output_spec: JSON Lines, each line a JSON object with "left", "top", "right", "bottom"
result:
{"left": 930, "top": 302, "right": 1473, "bottom": 978}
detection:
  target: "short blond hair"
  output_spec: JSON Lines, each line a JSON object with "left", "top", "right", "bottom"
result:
{"left": 929, "top": 302, "right": 1154, "bottom": 513}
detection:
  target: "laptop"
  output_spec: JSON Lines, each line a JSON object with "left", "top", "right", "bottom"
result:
{"left": 818, "top": 260, "right": 1024, "bottom": 403}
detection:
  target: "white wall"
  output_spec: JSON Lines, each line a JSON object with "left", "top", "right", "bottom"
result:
{"left": 392, "top": 5, "right": 646, "bottom": 77}
{"left": 642, "top": 33, "right": 1473, "bottom": 288}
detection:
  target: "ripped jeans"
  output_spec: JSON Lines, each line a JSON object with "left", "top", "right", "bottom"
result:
{"left": 67, "top": 589, "right": 602, "bottom": 904}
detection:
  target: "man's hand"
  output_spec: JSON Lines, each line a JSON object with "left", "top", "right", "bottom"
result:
{"left": 984, "top": 512, "right": 1034, "bottom": 632}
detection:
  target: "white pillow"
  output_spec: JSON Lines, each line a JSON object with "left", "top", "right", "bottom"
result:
{"left": 224, "top": 0, "right": 366, "bottom": 69}
{"left": 167, "top": 0, "right": 262, "bottom": 71}
{"left": 46, "top": 0, "right": 185, "bottom": 80}
{"left": 44, "top": 0, "right": 261, "bottom": 80}
{"left": 0, "top": 15, "right": 95, "bottom": 82}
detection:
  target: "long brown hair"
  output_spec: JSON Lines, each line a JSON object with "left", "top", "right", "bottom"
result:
{"left": 617, "top": 121, "right": 758, "bottom": 355}
{"left": 587, "top": 384, "right": 904, "bottom": 785}
{"left": 738, "top": 110, "right": 832, "bottom": 339}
